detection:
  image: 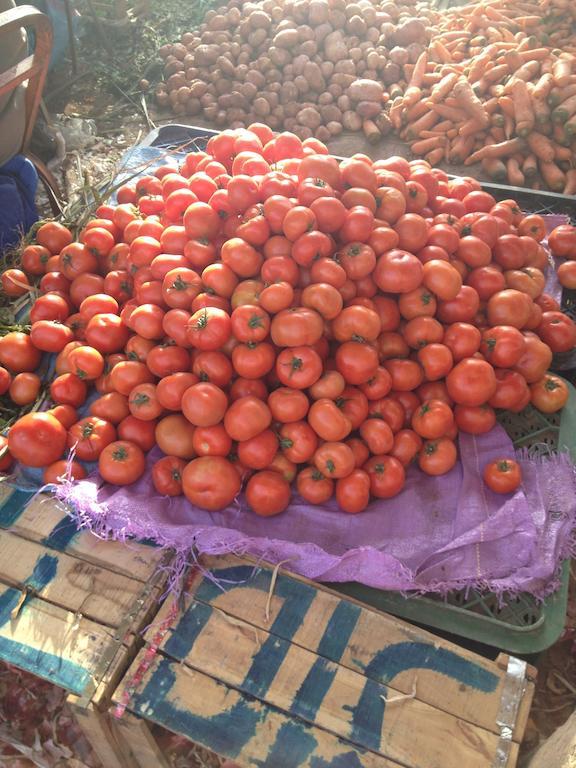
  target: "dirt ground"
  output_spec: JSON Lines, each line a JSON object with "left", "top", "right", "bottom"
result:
{"left": 1, "top": 2, "right": 574, "bottom": 765}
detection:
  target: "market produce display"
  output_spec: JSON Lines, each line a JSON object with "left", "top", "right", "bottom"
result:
{"left": 1, "top": 126, "right": 576, "bottom": 517}
{"left": 154, "top": 0, "right": 576, "bottom": 192}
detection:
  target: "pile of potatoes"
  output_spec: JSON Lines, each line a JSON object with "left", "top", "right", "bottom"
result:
{"left": 155, "top": 0, "right": 432, "bottom": 141}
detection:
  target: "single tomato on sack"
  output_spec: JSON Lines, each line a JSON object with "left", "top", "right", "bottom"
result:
{"left": 483, "top": 458, "right": 522, "bottom": 494}
{"left": 336, "top": 469, "right": 371, "bottom": 514}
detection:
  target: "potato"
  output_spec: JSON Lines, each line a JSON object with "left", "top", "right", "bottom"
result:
{"left": 214, "top": 78, "right": 230, "bottom": 95}
{"left": 316, "top": 126, "right": 331, "bottom": 142}
{"left": 156, "top": 92, "right": 170, "bottom": 107}
{"left": 299, "top": 40, "right": 318, "bottom": 57}
{"left": 294, "top": 125, "right": 313, "bottom": 140}
{"left": 284, "top": 117, "right": 298, "bottom": 131}
{"left": 334, "top": 60, "right": 355, "bottom": 75}
{"left": 217, "top": 55, "right": 236, "bottom": 76}
{"left": 227, "top": 7, "right": 241, "bottom": 25}
{"left": 313, "top": 23, "right": 332, "bottom": 46}
{"left": 328, "top": 10, "right": 347, "bottom": 29}
{"left": 167, "top": 73, "right": 186, "bottom": 90}
{"left": 200, "top": 92, "right": 216, "bottom": 107}
{"left": 327, "top": 121, "right": 342, "bottom": 136}
{"left": 331, "top": 73, "right": 355, "bottom": 88}
{"left": 308, "top": 0, "right": 329, "bottom": 26}
{"left": 241, "top": 81, "right": 258, "bottom": 100}
{"left": 270, "top": 47, "right": 291, "bottom": 67}
{"left": 274, "top": 28, "right": 299, "bottom": 48}
{"left": 246, "top": 69, "right": 266, "bottom": 88}
{"left": 298, "top": 25, "right": 315, "bottom": 43}
{"left": 253, "top": 97, "right": 271, "bottom": 116}
{"left": 323, "top": 30, "right": 347, "bottom": 62}
{"left": 304, "top": 62, "right": 325, "bottom": 92}
{"left": 382, "top": 61, "right": 401, "bottom": 85}
{"left": 171, "top": 43, "right": 188, "bottom": 60}
{"left": 186, "top": 97, "right": 202, "bottom": 115}
{"left": 328, "top": 83, "right": 344, "bottom": 98}
{"left": 337, "top": 94, "right": 350, "bottom": 111}
{"left": 342, "top": 110, "right": 362, "bottom": 131}
{"left": 318, "top": 92, "right": 333, "bottom": 105}
{"left": 349, "top": 47, "right": 363, "bottom": 63}
{"left": 356, "top": 100, "right": 381, "bottom": 118}
{"left": 348, "top": 78, "right": 383, "bottom": 102}
{"left": 165, "top": 61, "right": 183, "bottom": 78}
{"left": 320, "top": 104, "right": 342, "bottom": 122}
{"left": 394, "top": 18, "right": 427, "bottom": 46}
{"left": 389, "top": 46, "right": 409, "bottom": 66}
{"left": 294, "top": 75, "right": 310, "bottom": 94}
{"left": 347, "top": 15, "right": 367, "bottom": 36}
{"left": 250, "top": 10, "right": 272, "bottom": 29}
{"left": 297, "top": 106, "right": 322, "bottom": 130}
{"left": 280, "top": 82, "right": 299, "bottom": 103}
{"left": 248, "top": 28, "right": 268, "bottom": 47}
{"left": 159, "top": 44, "right": 172, "bottom": 59}
{"left": 284, "top": 103, "right": 299, "bottom": 117}
{"left": 204, "top": 105, "right": 218, "bottom": 120}
{"left": 320, "top": 60, "right": 334, "bottom": 78}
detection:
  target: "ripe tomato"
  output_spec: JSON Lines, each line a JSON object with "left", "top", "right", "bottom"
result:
{"left": 416, "top": 343, "right": 453, "bottom": 381}
{"left": 483, "top": 458, "right": 522, "bottom": 494}
{"left": 8, "top": 372, "right": 41, "bottom": 406}
{"left": 7, "top": 412, "right": 66, "bottom": 467}
{"left": 446, "top": 358, "right": 497, "bottom": 406}
{"left": 238, "top": 429, "right": 279, "bottom": 470}
{"left": 489, "top": 369, "right": 530, "bottom": 411}
{"left": 182, "top": 456, "right": 241, "bottom": 510}
{"left": 67, "top": 345, "right": 105, "bottom": 380}
{"left": 313, "top": 441, "right": 355, "bottom": 479}
{"left": 224, "top": 396, "right": 272, "bottom": 441}
{"left": 49, "top": 373, "right": 87, "bottom": 407}
{"left": 297, "top": 467, "right": 334, "bottom": 504}
{"left": 394, "top": 214, "right": 428, "bottom": 252}
{"left": 0, "top": 366, "right": 11, "bottom": 395}
{"left": 29, "top": 320, "right": 74, "bottom": 353}
{"left": 259, "top": 282, "right": 294, "bottom": 314}
{"left": 30, "top": 293, "right": 70, "bottom": 323}
{"left": 186, "top": 307, "right": 231, "bottom": 350}
{"left": 43, "top": 459, "right": 86, "bottom": 485}
{"left": 418, "top": 438, "right": 457, "bottom": 476}
{"left": 359, "top": 418, "right": 394, "bottom": 454}
{"left": 109, "top": 360, "right": 154, "bottom": 395}
{"left": 374, "top": 250, "right": 423, "bottom": 294}
{"left": 270, "top": 307, "right": 324, "bottom": 347}
{"left": 246, "top": 470, "right": 291, "bottom": 516}
{"left": 481, "top": 326, "right": 526, "bottom": 368}
{"left": 332, "top": 306, "right": 381, "bottom": 342}
{"left": 47, "top": 404, "right": 78, "bottom": 429}
{"left": 154, "top": 414, "right": 196, "bottom": 459}
{"left": 1, "top": 268, "right": 30, "bottom": 297}
{"left": 530, "top": 374, "right": 569, "bottom": 413}
{"left": 21, "top": 244, "right": 51, "bottom": 275}
{"left": 513, "top": 335, "right": 553, "bottom": 383}
{"left": 336, "top": 341, "right": 379, "bottom": 385}
{"left": 89, "top": 392, "right": 130, "bottom": 424}
{"left": 230, "top": 304, "right": 270, "bottom": 342}
{"left": 301, "top": 283, "right": 343, "bottom": 321}
{"left": 191, "top": 424, "right": 232, "bottom": 457}
{"left": 310, "top": 196, "right": 347, "bottom": 233}
{"left": 68, "top": 416, "right": 116, "bottom": 461}
{"left": 0, "top": 331, "right": 41, "bottom": 373}
{"left": 275, "top": 345, "right": 321, "bottom": 389}
{"left": 421, "top": 260, "right": 462, "bottom": 301}
{"left": 436, "top": 286, "right": 480, "bottom": 324}
{"left": 537, "top": 312, "right": 576, "bottom": 353}
{"left": 183, "top": 202, "right": 220, "bottom": 239}
{"left": 128, "top": 383, "right": 163, "bottom": 421}
{"left": 117, "top": 415, "right": 157, "bottom": 451}
{"left": 390, "top": 429, "right": 423, "bottom": 466}
{"left": 85, "top": 313, "right": 130, "bottom": 352}
{"left": 36, "top": 221, "right": 73, "bottom": 254}
{"left": 336, "top": 469, "right": 371, "bottom": 514}
{"left": 161, "top": 268, "right": 202, "bottom": 308}
{"left": 557, "top": 262, "right": 576, "bottom": 289}
{"left": 279, "top": 420, "right": 318, "bottom": 463}
{"left": 412, "top": 399, "right": 454, "bottom": 439}
{"left": 466, "top": 266, "right": 506, "bottom": 301}
{"left": 99, "top": 440, "right": 146, "bottom": 485}
{"left": 59, "top": 242, "right": 99, "bottom": 280}
{"left": 181, "top": 382, "right": 228, "bottom": 427}
{"left": 152, "top": 456, "right": 186, "bottom": 496}
{"left": 363, "top": 455, "right": 405, "bottom": 498}
{"left": 308, "top": 399, "right": 352, "bottom": 441}
{"left": 398, "top": 287, "right": 437, "bottom": 320}
{"left": 454, "top": 404, "right": 496, "bottom": 434}
{"left": 548, "top": 224, "right": 576, "bottom": 258}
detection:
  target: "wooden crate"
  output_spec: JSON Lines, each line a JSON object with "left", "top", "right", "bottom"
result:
{"left": 0, "top": 484, "right": 171, "bottom": 767}
{"left": 114, "top": 553, "right": 537, "bottom": 768}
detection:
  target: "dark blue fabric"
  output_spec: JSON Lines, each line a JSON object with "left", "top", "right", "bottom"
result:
{"left": 0, "top": 154, "right": 38, "bottom": 252}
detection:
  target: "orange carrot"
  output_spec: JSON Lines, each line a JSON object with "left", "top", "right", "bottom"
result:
{"left": 453, "top": 79, "right": 490, "bottom": 126}
{"left": 459, "top": 117, "right": 487, "bottom": 136}
{"left": 532, "top": 98, "right": 550, "bottom": 126}
{"left": 430, "top": 39, "right": 453, "bottom": 63}
{"left": 549, "top": 84, "right": 576, "bottom": 107}
{"left": 389, "top": 97, "right": 404, "bottom": 131}
{"left": 539, "top": 160, "right": 566, "bottom": 191}
{"left": 565, "top": 114, "right": 576, "bottom": 135}
{"left": 410, "top": 51, "right": 429, "bottom": 88}
{"left": 563, "top": 168, "right": 576, "bottom": 196}
{"left": 428, "top": 103, "right": 468, "bottom": 121}
{"left": 403, "top": 86, "right": 422, "bottom": 108}
{"left": 465, "top": 138, "right": 525, "bottom": 165}
{"left": 449, "top": 135, "right": 475, "bottom": 163}
{"left": 404, "top": 111, "right": 439, "bottom": 140}
{"left": 552, "top": 95, "right": 576, "bottom": 123}
{"left": 532, "top": 73, "right": 554, "bottom": 101}
{"left": 405, "top": 101, "right": 429, "bottom": 122}
{"left": 506, "top": 157, "right": 525, "bottom": 186}
{"left": 490, "top": 126, "right": 506, "bottom": 141}
{"left": 425, "top": 147, "right": 446, "bottom": 165}
{"left": 468, "top": 54, "right": 491, "bottom": 84}
{"left": 522, "top": 154, "right": 538, "bottom": 179}
{"left": 511, "top": 79, "right": 534, "bottom": 136}
{"left": 553, "top": 59, "right": 573, "bottom": 88}
{"left": 526, "top": 132, "right": 555, "bottom": 161}
{"left": 498, "top": 96, "right": 515, "bottom": 118}
{"left": 554, "top": 144, "right": 573, "bottom": 162}
{"left": 411, "top": 136, "right": 447, "bottom": 155}
{"left": 504, "top": 51, "right": 523, "bottom": 74}
{"left": 482, "top": 156, "right": 508, "bottom": 181}
{"left": 553, "top": 124, "right": 571, "bottom": 146}
{"left": 429, "top": 72, "right": 460, "bottom": 103}
{"left": 517, "top": 47, "right": 551, "bottom": 61}
{"left": 483, "top": 64, "right": 510, "bottom": 84}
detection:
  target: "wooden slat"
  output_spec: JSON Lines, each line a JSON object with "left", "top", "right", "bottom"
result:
{"left": 180, "top": 555, "right": 533, "bottom": 742}
{"left": 0, "top": 529, "right": 152, "bottom": 628}
{"left": 4, "top": 493, "right": 163, "bottom": 582}
{"left": 151, "top": 592, "right": 514, "bottom": 768}
{"left": 0, "top": 586, "right": 114, "bottom": 694}
{"left": 115, "top": 650, "right": 401, "bottom": 768}
{"left": 70, "top": 700, "right": 137, "bottom": 768}
{"left": 112, "top": 712, "right": 172, "bottom": 768}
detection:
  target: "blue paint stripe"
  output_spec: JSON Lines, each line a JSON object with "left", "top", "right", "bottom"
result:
{"left": 292, "top": 602, "right": 362, "bottom": 722}
{"left": 164, "top": 601, "right": 213, "bottom": 660}
{"left": 253, "top": 720, "right": 317, "bottom": 768}
{"left": 42, "top": 516, "right": 79, "bottom": 551}
{"left": 0, "top": 489, "right": 34, "bottom": 528}
{"left": 317, "top": 602, "right": 361, "bottom": 660}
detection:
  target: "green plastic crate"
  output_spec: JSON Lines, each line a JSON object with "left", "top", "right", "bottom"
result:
{"left": 332, "top": 379, "right": 576, "bottom": 655}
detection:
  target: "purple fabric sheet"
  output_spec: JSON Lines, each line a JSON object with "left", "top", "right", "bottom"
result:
{"left": 55, "top": 424, "right": 576, "bottom": 597}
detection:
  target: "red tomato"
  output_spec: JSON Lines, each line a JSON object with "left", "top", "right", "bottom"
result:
{"left": 483, "top": 458, "right": 522, "bottom": 494}
{"left": 364, "top": 455, "right": 405, "bottom": 498}
{"left": 99, "top": 440, "right": 146, "bottom": 485}
{"left": 336, "top": 469, "right": 371, "bottom": 513}
{"left": 418, "top": 438, "right": 457, "bottom": 476}
{"left": 152, "top": 456, "right": 186, "bottom": 496}
{"left": 182, "top": 456, "right": 241, "bottom": 510}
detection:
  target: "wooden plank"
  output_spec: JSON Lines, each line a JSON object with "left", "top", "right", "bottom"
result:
{"left": 180, "top": 555, "right": 533, "bottom": 743}
{"left": 115, "top": 649, "right": 401, "bottom": 768}
{"left": 0, "top": 529, "right": 155, "bottom": 628}
{"left": 112, "top": 712, "right": 172, "bottom": 768}
{"left": 151, "top": 592, "right": 513, "bottom": 768}
{"left": 3, "top": 492, "right": 163, "bottom": 582}
{"left": 70, "top": 699, "right": 138, "bottom": 768}
{"left": 524, "top": 710, "right": 576, "bottom": 768}
{"left": 0, "top": 585, "right": 114, "bottom": 694}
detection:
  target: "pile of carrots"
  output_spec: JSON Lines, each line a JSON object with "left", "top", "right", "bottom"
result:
{"left": 391, "top": 0, "right": 576, "bottom": 193}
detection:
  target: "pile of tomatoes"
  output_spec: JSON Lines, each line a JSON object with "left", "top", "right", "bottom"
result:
{"left": 0, "top": 125, "right": 575, "bottom": 516}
